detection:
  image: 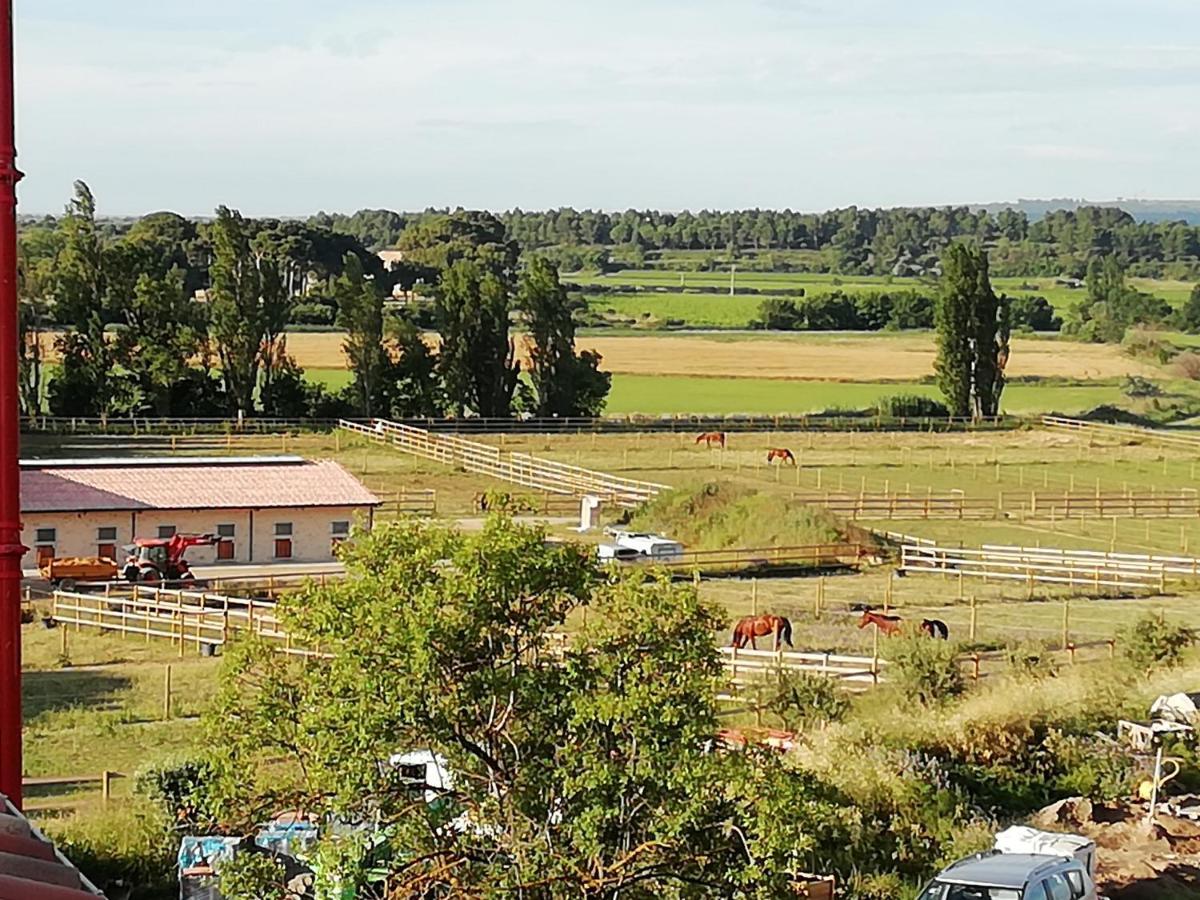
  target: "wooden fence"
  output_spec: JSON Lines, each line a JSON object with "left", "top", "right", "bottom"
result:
{"left": 1042, "top": 415, "right": 1200, "bottom": 450}
{"left": 652, "top": 542, "right": 868, "bottom": 573}
{"left": 22, "top": 771, "right": 125, "bottom": 812}
{"left": 899, "top": 543, "right": 1177, "bottom": 592}
{"left": 798, "top": 488, "right": 1200, "bottom": 521}
{"left": 23, "top": 413, "right": 1023, "bottom": 436}
{"left": 48, "top": 587, "right": 325, "bottom": 659}
{"left": 373, "top": 488, "right": 438, "bottom": 517}
{"left": 341, "top": 418, "right": 668, "bottom": 508}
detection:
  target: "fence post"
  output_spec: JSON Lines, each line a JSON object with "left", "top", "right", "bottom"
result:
{"left": 101, "top": 770, "right": 112, "bottom": 805}
{"left": 163, "top": 664, "right": 172, "bottom": 721}
{"left": 969, "top": 596, "right": 977, "bottom": 642}
{"left": 972, "top": 654, "right": 981, "bottom": 681}
{"left": 1061, "top": 599, "right": 1070, "bottom": 651}
{"left": 751, "top": 578, "right": 758, "bottom": 617}
{"left": 871, "top": 624, "right": 879, "bottom": 675}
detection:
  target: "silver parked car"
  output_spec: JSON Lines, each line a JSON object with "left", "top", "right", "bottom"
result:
{"left": 917, "top": 851, "right": 1097, "bottom": 900}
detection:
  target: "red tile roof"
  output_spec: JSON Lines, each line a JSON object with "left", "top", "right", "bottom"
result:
{"left": 0, "top": 796, "right": 103, "bottom": 897}
{"left": 20, "top": 458, "right": 379, "bottom": 513}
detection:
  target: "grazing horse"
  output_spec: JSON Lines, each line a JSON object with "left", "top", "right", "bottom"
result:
{"left": 766, "top": 448, "right": 796, "bottom": 465}
{"left": 731, "top": 614, "right": 794, "bottom": 651}
{"left": 696, "top": 431, "right": 727, "bottom": 449}
{"left": 920, "top": 619, "right": 950, "bottom": 640}
{"left": 857, "top": 609, "right": 903, "bottom": 636}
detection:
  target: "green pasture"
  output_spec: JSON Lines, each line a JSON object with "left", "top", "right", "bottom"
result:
{"left": 584, "top": 291, "right": 763, "bottom": 328}
{"left": 490, "top": 428, "right": 1200, "bottom": 557}
{"left": 601, "top": 375, "right": 1131, "bottom": 416}
{"left": 571, "top": 269, "right": 1194, "bottom": 316}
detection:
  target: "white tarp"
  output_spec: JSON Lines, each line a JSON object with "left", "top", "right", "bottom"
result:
{"left": 994, "top": 826, "right": 1096, "bottom": 879}
{"left": 1150, "top": 692, "right": 1200, "bottom": 725}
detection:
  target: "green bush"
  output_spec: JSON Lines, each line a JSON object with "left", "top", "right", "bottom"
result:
{"left": 1121, "top": 615, "right": 1197, "bottom": 672}
{"left": 876, "top": 394, "right": 951, "bottom": 418}
{"left": 1004, "top": 641, "right": 1058, "bottom": 679}
{"left": 217, "top": 852, "right": 289, "bottom": 900}
{"left": 44, "top": 803, "right": 178, "bottom": 900}
{"left": 887, "top": 635, "right": 965, "bottom": 705}
{"left": 1046, "top": 731, "right": 1137, "bottom": 801}
{"left": 764, "top": 671, "right": 850, "bottom": 728}
{"left": 133, "top": 756, "right": 220, "bottom": 832}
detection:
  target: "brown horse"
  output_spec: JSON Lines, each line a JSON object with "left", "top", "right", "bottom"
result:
{"left": 696, "top": 431, "right": 727, "bottom": 449}
{"left": 857, "top": 609, "right": 903, "bottom": 636}
{"left": 731, "top": 614, "right": 794, "bottom": 650}
{"left": 766, "top": 448, "right": 796, "bottom": 465}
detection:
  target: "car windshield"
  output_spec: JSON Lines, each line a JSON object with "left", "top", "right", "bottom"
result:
{"left": 918, "top": 882, "right": 1024, "bottom": 900}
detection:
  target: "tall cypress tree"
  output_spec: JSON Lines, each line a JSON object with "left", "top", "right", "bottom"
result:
{"left": 935, "top": 243, "right": 1009, "bottom": 418}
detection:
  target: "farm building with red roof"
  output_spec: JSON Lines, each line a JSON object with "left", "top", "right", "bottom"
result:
{"left": 18, "top": 456, "right": 379, "bottom": 568}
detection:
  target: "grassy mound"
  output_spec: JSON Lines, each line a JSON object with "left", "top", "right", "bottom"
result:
{"left": 627, "top": 481, "right": 873, "bottom": 550}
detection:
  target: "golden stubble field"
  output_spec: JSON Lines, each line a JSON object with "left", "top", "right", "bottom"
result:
{"left": 282, "top": 332, "right": 1150, "bottom": 381}
{"left": 33, "top": 330, "right": 1151, "bottom": 380}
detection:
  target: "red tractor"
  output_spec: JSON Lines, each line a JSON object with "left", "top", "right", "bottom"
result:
{"left": 122, "top": 533, "right": 218, "bottom": 585}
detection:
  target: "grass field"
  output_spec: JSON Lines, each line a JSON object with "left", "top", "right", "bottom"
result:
{"left": 570, "top": 269, "right": 1196, "bottom": 315}
{"left": 301, "top": 370, "right": 1139, "bottom": 415}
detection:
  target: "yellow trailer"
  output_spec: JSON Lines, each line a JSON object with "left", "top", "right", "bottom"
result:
{"left": 39, "top": 556, "right": 119, "bottom": 589}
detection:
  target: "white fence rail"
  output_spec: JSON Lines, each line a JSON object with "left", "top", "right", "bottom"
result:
{"left": 1042, "top": 415, "right": 1200, "bottom": 450}
{"left": 341, "top": 418, "right": 668, "bottom": 508}
{"left": 899, "top": 543, "right": 1183, "bottom": 591}
{"left": 719, "top": 646, "right": 881, "bottom": 685}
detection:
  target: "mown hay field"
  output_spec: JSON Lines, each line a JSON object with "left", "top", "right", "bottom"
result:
{"left": 287, "top": 331, "right": 1157, "bottom": 381}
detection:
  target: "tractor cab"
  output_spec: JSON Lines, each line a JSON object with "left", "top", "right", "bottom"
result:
{"left": 123, "top": 533, "right": 216, "bottom": 584}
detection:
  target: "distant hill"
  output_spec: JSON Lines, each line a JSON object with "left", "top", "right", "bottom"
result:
{"left": 973, "top": 198, "right": 1200, "bottom": 225}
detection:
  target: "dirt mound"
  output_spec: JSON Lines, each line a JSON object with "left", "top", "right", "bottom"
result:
{"left": 1031, "top": 797, "right": 1200, "bottom": 897}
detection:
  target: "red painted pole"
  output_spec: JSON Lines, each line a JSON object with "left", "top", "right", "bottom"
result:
{"left": 0, "top": 0, "right": 22, "bottom": 808}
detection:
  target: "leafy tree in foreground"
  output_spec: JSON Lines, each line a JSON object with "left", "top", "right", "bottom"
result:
{"left": 934, "top": 243, "right": 1010, "bottom": 418}
{"left": 205, "top": 518, "right": 851, "bottom": 897}
{"left": 518, "top": 256, "right": 611, "bottom": 417}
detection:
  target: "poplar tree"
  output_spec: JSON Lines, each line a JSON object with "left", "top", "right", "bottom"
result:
{"left": 208, "top": 207, "right": 265, "bottom": 417}
{"left": 335, "top": 252, "right": 386, "bottom": 416}
{"left": 517, "top": 257, "right": 611, "bottom": 417}
{"left": 934, "top": 243, "right": 1009, "bottom": 418}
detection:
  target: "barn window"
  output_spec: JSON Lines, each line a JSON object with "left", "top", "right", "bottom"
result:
{"left": 216, "top": 523, "right": 235, "bottom": 538}
{"left": 35, "top": 528, "right": 56, "bottom": 544}
{"left": 157, "top": 525, "right": 176, "bottom": 539}
{"left": 97, "top": 526, "right": 117, "bottom": 541}
{"left": 330, "top": 521, "right": 350, "bottom": 537}
{"left": 274, "top": 522, "right": 293, "bottom": 537}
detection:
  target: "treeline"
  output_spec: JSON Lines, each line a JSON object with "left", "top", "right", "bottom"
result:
{"left": 503, "top": 206, "right": 1200, "bottom": 279}
{"left": 18, "top": 185, "right": 608, "bottom": 419}
{"left": 30, "top": 203, "right": 1200, "bottom": 280}
{"left": 751, "top": 291, "right": 1061, "bottom": 333}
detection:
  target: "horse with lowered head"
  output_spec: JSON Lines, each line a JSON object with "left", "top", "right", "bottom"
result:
{"left": 696, "top": 431, "right": 727, "bottom": 449}
{"left": 766, "top": 448, "right": 796, "bottom": 465}
{"left": 731, "top": 614, "right": 794, "bottom": 650}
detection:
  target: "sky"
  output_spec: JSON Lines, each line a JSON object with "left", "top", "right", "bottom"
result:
{"left": 14, "top": 0, "right": 1200, "bottom": 216}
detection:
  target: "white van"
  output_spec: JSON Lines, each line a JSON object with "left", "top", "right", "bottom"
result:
{"left": 609, "top": 531, "right": 685, "bottom": 562}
